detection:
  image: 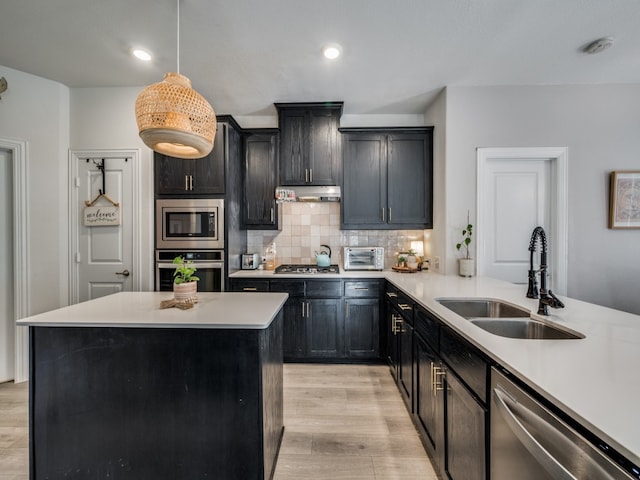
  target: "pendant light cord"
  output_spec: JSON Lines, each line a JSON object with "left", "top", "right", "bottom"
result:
{"left": 176, "top": 0, "right": 180, "bottom": 74}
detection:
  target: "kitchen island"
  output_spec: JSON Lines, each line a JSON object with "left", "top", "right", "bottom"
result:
{"left": 18, "top": 291, "right": 288, "bottom": 480}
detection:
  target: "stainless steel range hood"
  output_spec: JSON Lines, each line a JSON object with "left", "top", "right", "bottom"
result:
{"left": 276, "top": 185, "right": 341, "bottom": 202}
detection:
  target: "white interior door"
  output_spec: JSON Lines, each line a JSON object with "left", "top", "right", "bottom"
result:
{"left": 482, "top": 159, "right": 550, "bottom": 284}
{"left": 72, "top": 153, "right": 137, "bottom": 303}
{"left": 477, "top": 147, "right": 568, "bottom": 295}
{"left": 0, "top": 149, "right": 14, "bottom": 382}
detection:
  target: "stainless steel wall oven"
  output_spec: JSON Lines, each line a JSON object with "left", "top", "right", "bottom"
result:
{"left": 155, "top": 250, "right": 224, "bottom": 292}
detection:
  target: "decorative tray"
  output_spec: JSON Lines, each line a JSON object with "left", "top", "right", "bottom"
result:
{"left": 392, "top": 266, "right": 419, "bottom": 273}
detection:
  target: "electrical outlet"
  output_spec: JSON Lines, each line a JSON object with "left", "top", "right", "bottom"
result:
{"left": 434, "top": 256, "right": 440, "bottom": 271}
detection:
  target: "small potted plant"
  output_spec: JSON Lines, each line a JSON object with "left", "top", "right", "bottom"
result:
{"left": 173, "top": 255, "right": 199, "bottom": 301}
{"left": 397, "top": 255, "right": 407, "bottom": 268}
{"left": 406, "top": 248, "right": 419, "bottom": 269}
{"left": 456, "top": 212, "right": 474, "bottom": 277}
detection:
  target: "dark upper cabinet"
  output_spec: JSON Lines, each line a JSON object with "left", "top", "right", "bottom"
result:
{"left": 276, "top": 102, "right": 343, "bottom": 186}
{"left": 154, "top": 122, "right": 227, "bottom": 196}
{"left": 242, "top": 129, "right": 279, "bottom": 229}
{"left": 341, "top": 127, "right": 433, "bottom": 229}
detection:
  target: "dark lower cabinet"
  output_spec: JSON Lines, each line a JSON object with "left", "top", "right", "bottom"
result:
{"left": 306, "top": 298, "right": 343, "bottom": 358}
{"left": 384, "top": 283, "right": 489, "bottom": 480}
{"left": 345, "top": 298, "right": 379, "bottom": 358}
{"left": 385, "top": 292, "right": 400, "bottom": 380}
{"left": 282, "top": 296, "right": 305, "bottom": 359}
{"left": 414, "top": 332, "right": 444, "bottom": 473}
{"left": 444, "top": 371, "right": 487, "bottom": 480}
{"left": 398, "top": 317, "right": 414, "bottom": 410}
{"left": 231, "top": 278, "right": 382, "bottom": 362}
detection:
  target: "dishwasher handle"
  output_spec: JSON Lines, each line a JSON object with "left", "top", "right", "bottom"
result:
{"left": 493, "top": 385, "right": 577, "bottom": 480}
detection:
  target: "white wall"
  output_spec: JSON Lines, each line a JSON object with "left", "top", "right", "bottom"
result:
{"left": 439, "top": 85, "right": 640, "bottom": 314}
{"left": 423, "top": 89, "right": 446, "bottom": 272}
{"left": 70, "top": 87, "right": 155, "bottom": 290}
{"left": 0, "top": 65, "right": 70, "bottom": 316}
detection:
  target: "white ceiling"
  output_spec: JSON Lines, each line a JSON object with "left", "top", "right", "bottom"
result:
{"left": 1, "top": 0, "right": 639, "bottom": 117}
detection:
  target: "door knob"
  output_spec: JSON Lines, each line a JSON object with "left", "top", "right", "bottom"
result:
{"left": 116, "top": 269, "right": 130, "bottom": 277}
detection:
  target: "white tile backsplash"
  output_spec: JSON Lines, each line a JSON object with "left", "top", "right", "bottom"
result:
{"left": 246, "top": 202, "right": 428, "bottom": 268}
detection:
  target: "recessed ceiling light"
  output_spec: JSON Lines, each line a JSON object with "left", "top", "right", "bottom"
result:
{"left": 322, "top": 44, "right": 342, "bottom": 60}
{"left": 132, "top": 48, "right": 152, "bottom": 62}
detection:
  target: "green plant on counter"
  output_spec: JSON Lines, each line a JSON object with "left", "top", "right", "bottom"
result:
{"left": 456, "top": 211, "right": 473, "bottom": 260}
{"left": 397, "top": 255, "right": 407, "bottom": 265}
{"left": 173, "top": 256, "right": 200, "bottom": 284}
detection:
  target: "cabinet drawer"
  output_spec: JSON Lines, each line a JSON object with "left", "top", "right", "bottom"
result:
{"left": 395, "top": 291, "right": 414, "bottom": 324}
{"left": 345, "top": 280, "right": 380, "bottom": 298}
{"left": 306, "top": 280, "right": 342, "bottom": 298}
{"left": 231, "top": 280, "right": 269, "bottom": 292}
{"left": 440, "top": 326, "right": 488, "bottom": 403}
{"left": 270, "top": 280, "right": 305, "bottom": 297}
{"left": 385, "top": 283, "right": 399, "bottom": 305}
{"left": 414, "top": 306, "right": 440, "bottom": 352}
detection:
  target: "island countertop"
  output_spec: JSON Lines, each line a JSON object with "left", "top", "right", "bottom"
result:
{"left": 17, "top": 291, "right": 289, "bottom": 329}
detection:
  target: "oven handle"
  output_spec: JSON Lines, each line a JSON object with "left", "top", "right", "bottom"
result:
{"left": 156, "top": 261, "right": 224, "bottom": 269}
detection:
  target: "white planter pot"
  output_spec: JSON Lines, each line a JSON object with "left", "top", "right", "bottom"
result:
{"left": 458, "top": 258, "right": 474, "bottom": 278}
{"left": 406, "top": 255, "right": 419, "bottom": 269}
{"left": 174, "top": 281, "right": 198, "bottom": 302}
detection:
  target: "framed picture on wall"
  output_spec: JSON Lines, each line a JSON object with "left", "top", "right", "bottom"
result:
{"left": 609, "top": 171, "right": 640, "bottom": 229}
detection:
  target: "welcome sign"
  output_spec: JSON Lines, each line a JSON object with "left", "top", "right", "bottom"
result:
{"left": 83, "top": 205, "right": 121, "bottom": 226}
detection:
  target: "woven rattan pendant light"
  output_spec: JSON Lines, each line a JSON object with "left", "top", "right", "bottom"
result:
{"left": 135, "top": 0, "right": 216, "bottom": 159}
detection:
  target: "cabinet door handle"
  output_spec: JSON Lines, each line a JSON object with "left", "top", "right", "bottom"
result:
{"left": 305, "top": 169, "right": 309, "bottom": 183}
{"left": 398, "top": 303, "right": 412, "bottom": 311}
{"left": 185, "top": 175, "right": 189, "bottom": 191}
{"left": 386, "top": 292, "right": 397, "bottom": 299}
{"left": 433, "top": 365, "right": 446, "bottom": 394}
{"left": 270, "top": 207, "right": 274, "bottom": 223}
{"left": 345, "top": 301, "right": 349, "bottom": 318}
{"left": 392, "top": 314, "right": 403, "bottom": 334}
{"left": 243, "top": 287, "right": 258, "bottom": 291}
{"left": 309, "top": 169, "right": 313, "bottom": 183}
{"left": 388, "top": 207, "right": 392, "bottom": 222}
{"left": 354, "top": 287, "right": 369, "bottom": 291}
{"left": 189, "top": 175, "right": 194, "bottom": 190}
{"left": 382, "top": 208, "right": 385, "bottom": 222}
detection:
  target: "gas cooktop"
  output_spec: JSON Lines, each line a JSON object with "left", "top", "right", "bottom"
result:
{"left": 274, "top": 264, "right": 340, "bottom": 274}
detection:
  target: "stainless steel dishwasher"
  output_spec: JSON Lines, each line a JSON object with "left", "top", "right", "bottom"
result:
{"left": 491, "top": 367, "right": 638, "bottom": 480}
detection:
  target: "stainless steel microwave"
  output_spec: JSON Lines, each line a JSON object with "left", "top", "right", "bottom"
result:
{"left": 343, "top": 247, "right": 384, "bottom": 271}
{"left": 156, "top": 198, "right": 224, "bottom": 249}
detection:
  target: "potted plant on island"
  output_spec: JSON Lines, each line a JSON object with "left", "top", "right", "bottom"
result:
{"left": 456, "top": 212, "right": 474, "bottom": 277}
{"left": 173, "top": 255, "right": 199, "bottom": 301}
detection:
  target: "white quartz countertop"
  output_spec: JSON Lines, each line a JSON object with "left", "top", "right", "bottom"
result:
{"left": 231, "top": 268, "right": 640, "bottom": 467}
{"left": 17, "top": 292, "right": 289, "bottom": 329}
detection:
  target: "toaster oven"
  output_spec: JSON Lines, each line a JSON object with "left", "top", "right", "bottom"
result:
{"left": 343, "top": 247, "right": 385, "bottom": 271}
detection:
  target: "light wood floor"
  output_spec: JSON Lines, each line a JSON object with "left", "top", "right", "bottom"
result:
{"left": 0, "top": 364, "right": 437, "bottom": 480}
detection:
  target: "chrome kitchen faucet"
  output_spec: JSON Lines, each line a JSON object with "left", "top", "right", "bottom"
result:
{"left": 527, "top": 226, "right": 565, "bottom": 315}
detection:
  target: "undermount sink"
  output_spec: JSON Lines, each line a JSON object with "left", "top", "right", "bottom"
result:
{"left": 437, "top": 298, "right": 530, "bottom": 319}
{"left": 469, "top": 318, "right": 584, "bottom": 340}
{"left": 436, "top": 298, "right": 584, "bottom": 340}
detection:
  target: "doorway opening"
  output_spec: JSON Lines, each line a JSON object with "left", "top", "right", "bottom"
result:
{"left": 477, "top": 147, "right": 568, "bottom": 295}
{"left": 0, "top": 138, "right": 28, "bottom": 383}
